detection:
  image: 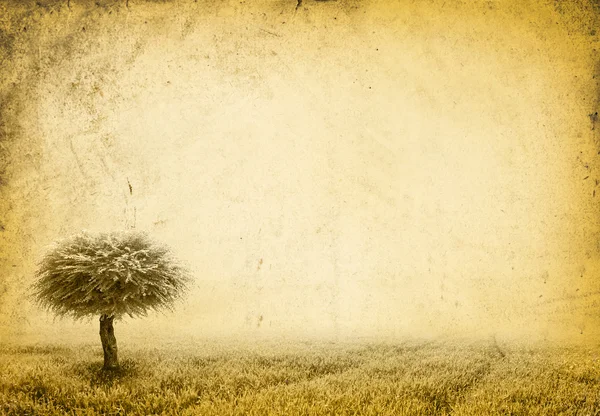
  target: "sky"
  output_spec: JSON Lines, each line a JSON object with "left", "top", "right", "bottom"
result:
{"left": 1, "top": 0, "right": 599, "bottom": 345}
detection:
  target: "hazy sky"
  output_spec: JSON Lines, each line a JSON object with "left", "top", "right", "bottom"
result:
{"left": 1, "top": 0, "right": 599, "bottom": 344}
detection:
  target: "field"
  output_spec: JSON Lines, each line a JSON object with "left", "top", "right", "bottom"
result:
{"left": 1, "top": 338, "right": 599, "bottom": 415}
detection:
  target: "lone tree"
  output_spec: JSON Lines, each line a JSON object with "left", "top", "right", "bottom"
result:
{"left": 32, "top": 231, "right": 190, "bottom": 370}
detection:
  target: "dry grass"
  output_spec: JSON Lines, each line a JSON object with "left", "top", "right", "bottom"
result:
{"left": 1, "top": 339, "right": 599, "bottom": 415}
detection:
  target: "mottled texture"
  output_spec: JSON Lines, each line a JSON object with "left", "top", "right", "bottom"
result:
{"left": 0, "top": 0, "right": 599, "bottom": 343}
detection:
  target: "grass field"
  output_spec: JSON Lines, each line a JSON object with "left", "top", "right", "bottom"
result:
{"left": 1, "top": 338, "right": 599, "bottom": 415}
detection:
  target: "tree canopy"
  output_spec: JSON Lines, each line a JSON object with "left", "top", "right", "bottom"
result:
{"left": 32, "top": 231, "right": 191, "bottom": 320}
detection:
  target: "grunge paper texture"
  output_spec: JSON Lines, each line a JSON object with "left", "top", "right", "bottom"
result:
{"left": 0, "top": 0, "right": 599, "bottom": 344}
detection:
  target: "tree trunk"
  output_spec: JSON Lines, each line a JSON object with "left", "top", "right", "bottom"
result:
{"left": 99, "top": 314, "right": 118, "bottom": 370}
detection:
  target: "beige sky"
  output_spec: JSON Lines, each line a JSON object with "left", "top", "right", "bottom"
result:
{"left": 1, "top": 0, "right": 599, "bottom": 344}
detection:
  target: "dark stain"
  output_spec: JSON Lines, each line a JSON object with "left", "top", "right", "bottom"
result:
{"left": 127, "top": 179, "right": 133, "bottom": 195}
{"left": 33, "top": 0, "right": 64, "bottom": 13}
{"left": 552, "top": 0, "right": 600, "bottom": 37}
{"left": 126, "top": 39, "right": 146, "bottom": 65}
{"left": 257, "top": 258, "right": 263, "bottom": 271}
{"left": 594, "top": 59, "right": 600, "bottom": 123}
{"left": 0, "top": 10, "right": 32, "bottom": 196}
{"left": 590, "top": 112, "right": 598, "bottom": 131}
{"left": 0, "top": 24, "right": 17, "bottom": 69}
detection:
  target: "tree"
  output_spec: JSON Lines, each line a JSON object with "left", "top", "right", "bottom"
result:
{"left": 32, "top": 231, "right": 190, "bottom": 370}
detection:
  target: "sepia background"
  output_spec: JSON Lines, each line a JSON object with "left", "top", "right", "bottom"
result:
{"left": 0, "top": 0, "right": 599, "bottom": 345}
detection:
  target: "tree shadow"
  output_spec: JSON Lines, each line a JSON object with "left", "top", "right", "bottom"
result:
{"left": 74, "top": 359, "right": 140, "bottom": 388}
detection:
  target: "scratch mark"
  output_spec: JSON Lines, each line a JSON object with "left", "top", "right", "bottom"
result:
{"left": 97, "top": 154, "right": 115, "bottom": 181}
{"left": 295, "top": 0, "right": 302, "bottom": 11}
{"left": 537, "top": 290, "right": 600, "bottom": 306}
{"left": 260, "top": 28, "right": 281, "bottom": 37}
{"left": 68, "top": 137, "right": 90, "bottom": 181}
